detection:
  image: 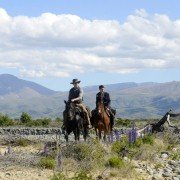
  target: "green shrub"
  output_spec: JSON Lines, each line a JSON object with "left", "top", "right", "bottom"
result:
{"left": 15, "top": 138, "right": 30, "bottom": 147}
{"left": 166, "top": 144, "right": 175, "bottom": 151}
{"left": 55, "top": 117, "right": 62, "bottom": 124}
{"left": 134, "top": 138, "right": 143, "bottom": 147}
{"left": 111, "top": 136, "right": 128, "bottom": 154}
{"left": 142, "top": 135, "right": 154, "bottom": 145}
{"left": 107, "top": 156, "right": 124, "bottom": 168}
{"left": 115, "top": 118, "right": 131, "bottom": 127}
{"left": 73, "top": 141, "right": 104, "bottom": 162}
{"left": 0, "top": 114, "right": 14, "bottom": 126}
{"left": 20, "top": 112, "right": 32, "bottom": 124}
{"left": 62, "top": 140, "right": 106, "bottom": 171}
{"left": 63, "top": 140, "right": 105, "bottom": 162}
{"left": 51, "top": 173, "right": 67, "bottom": 180}
{"left": 170, "top": 153, "right": 180, "bottom": 160}
{"left": 38, "top": 156, "right": 56, "bottom": 169}
{"left": 41, "top": 118, "right": 51, "bottom": 126}
{"left": 129, "top": 138, "right": 143, "bottom": 149}
{"left": 72, "top": 171, "right": 93, "bottom": 180}
{"left": 25, "top": 118, "right": 51, "bottom": 127}
{"left": 154, "top": 163, "right": 164, "bottom": 170}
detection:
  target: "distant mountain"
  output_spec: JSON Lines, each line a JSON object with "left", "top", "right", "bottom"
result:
{"left": 0, "top": 74, "right": 56, "bottom": 96}
{"left": 0, "top": 74, "right": 180, "bottom": 119}
{"left": 83, "top": 82, "right": 139, "bottom": 92}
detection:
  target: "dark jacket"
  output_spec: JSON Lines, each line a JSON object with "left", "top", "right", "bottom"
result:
{"left": 68, "top": 87, "right": 83, "bottom": 103}
{"left": 96, "top": 92, "right": 110, "bottom": 107}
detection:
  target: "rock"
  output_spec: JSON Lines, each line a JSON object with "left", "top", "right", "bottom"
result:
{"left": 172, "top": 177, "right": 179, "bottom": 180}
{"left": 161, "top": 153, "right": 169, "bottom": 159}
{"left": 123, "top": 157, "right": 130, "bottom": 163}
{"left": 136, "top": 168, "right": 143, "bottom": 173}
{"left": 5, "top": 173, "right": 11, "bottom": 176}
{"left": 152, "top": 174, "right": 163, "bottom": 180}
{"left": 164, "top": 168, "right": 172, "bottom": 173}
{"left": 131, "top": 160, "right": 139, "bottom": 168}
{"left": 169, "top": 160, "right": 178, "bottom": 166}
{"left": 173, "top": 167, "right": 180, "bottom": 173}
{"left": 162, "top": 172, "right": 172, "bottom": 177}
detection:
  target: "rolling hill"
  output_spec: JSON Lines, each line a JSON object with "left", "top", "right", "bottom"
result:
{"left": 0, "top": 74, "right": 180, "bottom": 119}
{"left": 0, "top": 74, "right": 56, "bottom": 96}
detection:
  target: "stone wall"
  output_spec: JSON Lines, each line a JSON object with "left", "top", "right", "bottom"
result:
{"left": 0, "top": 127, "right": 61, "bottom": 135}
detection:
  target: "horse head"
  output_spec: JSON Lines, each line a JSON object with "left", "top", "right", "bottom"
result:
{"left": 64, "top": 100, "right": 78, "bottom": 120}
{"left": 97, "top": 102, "right": 105, "bottom": 116}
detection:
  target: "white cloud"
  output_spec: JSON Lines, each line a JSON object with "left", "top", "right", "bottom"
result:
{"left": 0, "top": 8, "right": 180, "bottom": 77}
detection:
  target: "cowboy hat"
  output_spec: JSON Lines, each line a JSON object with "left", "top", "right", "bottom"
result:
{"left": 70, "top": 79, "right": 81, "bottom": 84}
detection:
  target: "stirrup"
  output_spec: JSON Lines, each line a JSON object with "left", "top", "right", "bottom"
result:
{"left": 88, "top": 125, "right": 92, "bottom": 129}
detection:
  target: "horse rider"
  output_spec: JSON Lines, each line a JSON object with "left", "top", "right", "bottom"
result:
{"left": 62, "top": 79, "right": 91, "bottom": 130}
{"left": 96, "top": 85, "right": 115, "bottom": 129}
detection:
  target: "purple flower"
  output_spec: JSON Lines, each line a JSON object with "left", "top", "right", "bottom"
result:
{"left": 129, "top": 130, "right": 133, "bottom": 144}
{"left": 129, "top": 127, "right": 137, "bottom": 144}
{"left": 114, "top": 129, "right": 120, "bottom": 141}
{"left": 110, "top": 133, "right": 114, "bottom": 143}
{"left": 133, "top": 128, "right": 137, "bottom": 142}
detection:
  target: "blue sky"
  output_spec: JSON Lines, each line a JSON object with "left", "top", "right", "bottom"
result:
{"left": 0, "top": 0, "right": 180, "bottom": 91}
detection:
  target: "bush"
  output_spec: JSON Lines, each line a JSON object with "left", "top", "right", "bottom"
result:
{"left": 142, "top": 135, "right": 154, "bottom": 145}
{"left": 20, "top": 112, "right": 32, "bottom": 124}
{"left": 62, "top": 140, "right": 106, "bottom": 171}
{"left": 107, "top": 156, "right": 124, "bottom": 168}
{"left": 134, "top": 138, "right": 143, "bottom": 148}
{"left": 0, "top": 114, "right": 14, "bottom": 126}
{"left": 115, "top": 118, "right": 131, "bottom": 127}
{"left": 38, "top": 156, "right": 56, "bottom": 169}
{"left": 154, "top": 163, "right": 164, "bottom": 170}
{"left": 24, "top": 118, "right": 51, "bottom": 127}
{"left": 15, "top": 138, "right": 30, "bottom": 147}
{"left": 51, "top": 173, "right": 67, "bottom": 180}
{"left": 55, "top": 117, "right": 62, "bottom": 124}
{"left": 41, "top": 118, "right": 51, "bottom": 126}
{"left": 72, "top": 171, "right": 93, "bottom": 180}
{"left": 74, "top": 142, "right": 105, "bottom": 162}
{"left": 111, "top": 136, "right": 128, "bottom": 154}
{"left": 170, "top": 153, "right": 180, "bottom": 160}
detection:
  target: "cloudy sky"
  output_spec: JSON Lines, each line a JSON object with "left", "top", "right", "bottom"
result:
{"left": 0, "top": 0, "right": 180, "bottom": 90}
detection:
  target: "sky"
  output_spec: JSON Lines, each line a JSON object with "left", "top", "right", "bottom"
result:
{"left": 0, "top": 0, "right": 180, "bottom": 91}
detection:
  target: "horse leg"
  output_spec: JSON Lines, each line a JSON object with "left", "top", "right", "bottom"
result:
{"left": 95, "top": 128, "right": 98, "bottom": 139}
{"left": 73, "top": 130, "right": 77, "bottom": 142}
{"left": 64, "top": 129, "right": 69, "bottom": 142}
{"left": 103, "top": 131, "right": 106, "bottom": 142}
{"left": 77, "top": 129, "right": 80, "bottom": 141}
{"left": 98, "top": 129, "right": 102, "bottom": 140}
{"left": 83, "top": 127, "right": 88, "bottom": 141}
{"left": 65, "top": 133, "right": 68, "bottom": 142}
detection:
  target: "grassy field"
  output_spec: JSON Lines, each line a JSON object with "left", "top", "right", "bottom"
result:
{"left": 0, "top": 120, "right": 179, "bottom": 180}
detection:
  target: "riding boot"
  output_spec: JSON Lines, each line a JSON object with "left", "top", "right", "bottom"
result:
{"left": 87, "top": 116, "right": 92, "bottom": 129}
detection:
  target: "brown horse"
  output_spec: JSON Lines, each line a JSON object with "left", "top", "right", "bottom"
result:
{"left": 92, "top": 102, "right": 111, "bottom": 141}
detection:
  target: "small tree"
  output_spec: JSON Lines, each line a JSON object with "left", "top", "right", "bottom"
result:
{"left": 20, "top": 112, "right": 32, "bottom": 124}
{"left": 0, "top": 114, "right": 14, "bottom": 126}
{"left": 55, "top": 117, "right": 62, "bottom": 124}
{"left": 41, "top": 118, "right": 51, "bottom": 126}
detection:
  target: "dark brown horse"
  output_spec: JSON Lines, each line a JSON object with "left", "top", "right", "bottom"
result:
{"left": 91, "top": 102, "right": 111, "bottom": 141}
{"left": 63, "top": 101, "right": 89, "bottom": 142}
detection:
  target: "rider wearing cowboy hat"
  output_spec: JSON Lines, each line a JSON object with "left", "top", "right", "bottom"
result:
{"left": 62, "top": 79, "right": 91, "bottom": 129}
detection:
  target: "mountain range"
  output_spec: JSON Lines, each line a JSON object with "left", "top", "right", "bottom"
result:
{"left": 0, "top": 74, "right": 180, "bottom": 119}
